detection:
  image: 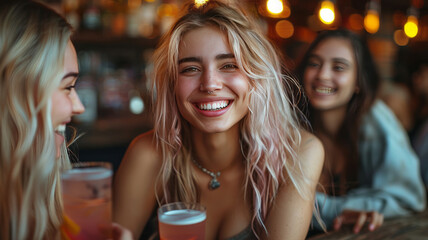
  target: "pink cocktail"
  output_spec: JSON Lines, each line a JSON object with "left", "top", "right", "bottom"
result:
{"left": 61, "top": 162, "right": 113, "bottom": 240}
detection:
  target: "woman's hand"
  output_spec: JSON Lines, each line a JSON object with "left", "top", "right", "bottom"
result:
{"left": 333, "top": 209, "right": 384, "bottom": 233}
{"left": 112, "top": 223, "right": 134, "bottom": 240}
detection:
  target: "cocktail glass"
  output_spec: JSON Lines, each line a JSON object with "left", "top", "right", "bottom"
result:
{"left": 61, "top": 161, "right": 113, "bottom": 240}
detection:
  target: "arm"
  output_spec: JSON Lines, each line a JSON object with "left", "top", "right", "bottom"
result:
{"left": 113, "top": 130, "right": 162, "bottom": 238}
{"left": 264, "top": 130, "right": 324, "bottom": 240}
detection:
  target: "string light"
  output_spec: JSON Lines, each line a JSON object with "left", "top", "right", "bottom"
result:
{"left": 318, "top": 0, "right": 335, "bottom": 25}
{"left": 267, "top": 0, "right": 283, "bottom": 15}
{"left": 258, "top": 0, "right": 290, "bottom": 19}
{"left": 404, "top": 6, "right": 419, "bottom": 38}
{"left": 195, "top": 0, "right": 208, "bottom": 8}
{"left": 364, "top": 0, "right": 380, "bottom": 34}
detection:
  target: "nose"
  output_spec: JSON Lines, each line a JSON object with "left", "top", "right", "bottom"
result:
{"left": 71, "top": 89, "right": 85, "bottom": 115}
{"left": 200, "top": 68, "right": 222, "bottom": 93}
{"left": 317, "top": 64, "right": 331, "bottom": 82}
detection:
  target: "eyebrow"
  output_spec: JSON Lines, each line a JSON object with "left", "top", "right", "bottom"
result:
{"left": 308, "top": 54, "right": 351, "bottom": 65}
{"left": 178, "top": 53, "right": 235, "bottom": 64}
{"left": 178, "top": 57, "right": 201, "bottom": 64}
{"left": 216, "top": 53, "right": 235, "bottom": 60}
{"left": 62, "top": 72, "right": 79, "bottom": 80}
{"left": 332, "top": 58, "right": 351, "bottom": 65}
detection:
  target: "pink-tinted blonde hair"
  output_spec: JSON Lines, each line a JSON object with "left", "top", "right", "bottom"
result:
{"left": 151, "top": 0, "right": 312, "bottom": 236}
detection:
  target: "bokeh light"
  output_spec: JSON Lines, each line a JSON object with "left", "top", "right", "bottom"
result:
{"left": 275, "top": 20, "right": 294, "bottom": 38}
{"left": 267, "top": 0, "right": 283, "bottom": 15}
{"left": 319, "top": 0, "right": 335, "bottom": 25}
{"left": 348, "top": 13, "right": 364, "bottom": 31}
{"left": 404, "top": 15, "right": 419, "bottom": 38}
{"left": 394, "top": 29, "right": 409, "bottom": 46}
{"left": 364, "top": 9, "right": 380, "bottom": 34}
{"left": 194, "top": 0, "right": 208, "bottom": 8}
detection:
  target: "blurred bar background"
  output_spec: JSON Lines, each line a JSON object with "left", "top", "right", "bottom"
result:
{"left": 39, "top": 0, "right": 428, "bottom": 171}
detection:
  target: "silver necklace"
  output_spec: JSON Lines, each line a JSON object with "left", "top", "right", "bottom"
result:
{"left": 192, "top": 159, "right": 221, "bottom": 190}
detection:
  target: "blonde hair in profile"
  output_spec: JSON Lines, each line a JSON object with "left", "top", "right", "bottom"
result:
{"left": 0, "top": 1, "right": 72, "bottom": 239}
{"left": 151, "top": 0, "right": 316, "bottom": 236}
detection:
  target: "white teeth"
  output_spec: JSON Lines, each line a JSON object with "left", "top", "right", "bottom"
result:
{"left": 198, "top": 100, "right": 229, "bottom": 111}
{"left": 315, "top": 87, "right": 335, "bottom": 94}
{"left": 56, "top": 124, "right": 66, "bottom": 132}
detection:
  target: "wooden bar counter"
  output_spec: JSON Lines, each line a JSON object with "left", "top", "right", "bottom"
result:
{"left": 308, "top": 210, "right": 428, "bottom": 239}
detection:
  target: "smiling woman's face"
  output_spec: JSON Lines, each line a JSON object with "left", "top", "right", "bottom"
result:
{"left": 175, "top": 26, "right": 250, "bottom": 133}
{"left": 51, "top": 40, "right": 85, "bottom": 158}
{"left": 303, "top": 37, "right": 358, "bottom": 112}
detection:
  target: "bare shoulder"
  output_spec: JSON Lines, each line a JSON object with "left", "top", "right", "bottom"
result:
{"left": 298, "top": 129, "right": 324, "bottom": 179}
{"left": 120, "top": 130, "right": 161, "bottom": 170}
{"left": 298, "top": 129, "right": 324, "bottom": 155}
{"left": 113, "top": 130, "right": 162, "bottom": 237}
{"left": 115, "top": 130, "right": 162, "bottom": 189}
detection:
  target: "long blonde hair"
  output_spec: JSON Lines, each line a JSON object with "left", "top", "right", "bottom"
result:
{"left": 151, "top": 0, "right": 311, "bottom": 236}
{"left": 0, "top": 1, "right": 72, "bottom": 239}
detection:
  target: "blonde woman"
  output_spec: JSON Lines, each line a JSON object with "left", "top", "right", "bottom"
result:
{"left": 0, "top": 1, "right": 131, "bottom": 239}
{"left": 114, "top": 1, "right": 324, "bottom": 239}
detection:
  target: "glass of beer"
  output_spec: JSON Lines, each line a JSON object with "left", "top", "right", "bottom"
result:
{"left": 158, "top": 202, "right": 207, "bottom": 240}
{"left": 61, "top": 161, "right": 113, "bottom": 240}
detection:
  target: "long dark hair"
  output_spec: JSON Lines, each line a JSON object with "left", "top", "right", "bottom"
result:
{"left": 295, "top": 29, "right": 380, "bottom": 192}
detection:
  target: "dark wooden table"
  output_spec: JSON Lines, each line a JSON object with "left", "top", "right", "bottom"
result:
{"left": 308, "top": 210, "right": 428, "bottom": 239}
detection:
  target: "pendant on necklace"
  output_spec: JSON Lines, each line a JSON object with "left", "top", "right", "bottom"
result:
{"left": 209, "top": 177, "right": 220, "bottom": 190}
{"left": 192, "top": 158, "right": 221, "bottom": 190}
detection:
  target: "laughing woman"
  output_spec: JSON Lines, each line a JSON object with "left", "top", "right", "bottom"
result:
{"left": 0, "top": 1, "right": 131, "bottom": 239}
{"left": 113, "top": 1, "right": 324, "bottom": 239}
{"left": 0, "top": 1, "right": 84, "bottom": 239}
{"left": 295, "top": 29, "right": 426, "bottom": 234}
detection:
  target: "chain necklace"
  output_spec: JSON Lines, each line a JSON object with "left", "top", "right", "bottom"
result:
{"left": 192, "top": 159, "right": 221, "bottom": 190}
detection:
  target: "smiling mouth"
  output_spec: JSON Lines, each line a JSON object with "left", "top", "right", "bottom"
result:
{"left": 314, "top": 87, "right": 336, "bottom": 94}
{"left": 196, "top": 100, "right": 230, "bottom": 111}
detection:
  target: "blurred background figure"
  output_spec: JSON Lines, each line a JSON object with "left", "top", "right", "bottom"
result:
{"left": 295, "top": 29, "right": 426, "bottom": 236}
{"left": 383, "top": 46, "right": 428, "bottom": 190}
{"left": 410, "top": 59, "right": 428, "bottom": 190}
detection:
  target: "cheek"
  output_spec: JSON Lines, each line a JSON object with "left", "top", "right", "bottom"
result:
{"left": 337, "top": 74, "right": 357, "bottom": 95}
{"left": 228, "top": 75, "right": 250, "bottom": 96}
{"left": 303, "top": 70, "right": 315, "bottom": 87}
{"left": 303, "top": 72, "right": 315, "bottom": 95}
{"left": 175, "top": 79, "right": 196, "bottom": 110}
{"left": 51, "top": 92, "right": 72, "bottom": 125}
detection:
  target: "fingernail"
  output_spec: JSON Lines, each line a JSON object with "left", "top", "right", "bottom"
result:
{"left": 369, "top": 224, "right": 375, "bottom": 231}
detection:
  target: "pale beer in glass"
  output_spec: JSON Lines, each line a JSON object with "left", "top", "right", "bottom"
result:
{"left": 158, "top": 202, "right": 206, "bottom": 240}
